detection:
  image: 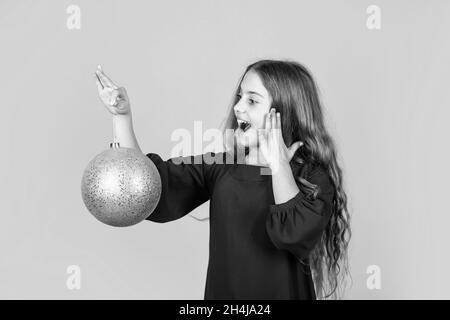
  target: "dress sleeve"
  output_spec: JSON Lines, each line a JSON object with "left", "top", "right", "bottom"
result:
{"left": 145, "top": 152, "right": 217, "bottom": 223}
{"left": 265, "top": 165, "right": 335, "bottom": 260}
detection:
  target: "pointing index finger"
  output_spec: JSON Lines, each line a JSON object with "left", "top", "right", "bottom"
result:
{"left": 95, "top": 72, "right": 104, "bottom": 90}
{"left": 96, "top": 68, "right": 119, "bottom": 89}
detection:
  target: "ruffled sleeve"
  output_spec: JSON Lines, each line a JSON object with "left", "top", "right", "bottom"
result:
{"left": 145, "top": 152, "right": 222, "bottom": 223}
{"left": 265, "top": 165, "right": 335, "bottom": 260}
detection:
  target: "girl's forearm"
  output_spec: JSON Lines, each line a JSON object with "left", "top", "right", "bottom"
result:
{"left": 271, "top": 161, "right": 300, "bottom": 204}
{"left": 112, "top": 113, "right": 143, "bottom": 154}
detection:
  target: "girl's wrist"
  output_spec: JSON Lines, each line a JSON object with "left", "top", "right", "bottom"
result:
{"left": 113, "top": 112, "right": 133, "bottom": 125}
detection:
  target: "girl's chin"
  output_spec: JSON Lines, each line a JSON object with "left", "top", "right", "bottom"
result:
{"left": 234, "top": 128, "right": 258, "bottom": 148}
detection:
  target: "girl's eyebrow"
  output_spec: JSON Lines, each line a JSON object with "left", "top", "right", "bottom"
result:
{"left": 239, "top": 90, "right": 264, "bottom": 98}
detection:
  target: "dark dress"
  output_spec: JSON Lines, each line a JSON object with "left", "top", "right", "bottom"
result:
{"left": 145, "top": 151, "right": 334, "bottom": 300}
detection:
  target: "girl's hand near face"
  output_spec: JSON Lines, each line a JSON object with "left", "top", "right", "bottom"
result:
{"left": 257, "top": 108, "right": 303, "bottom": 171}
{"left": 95, "top": 65, "right": 131, "bottom": 116}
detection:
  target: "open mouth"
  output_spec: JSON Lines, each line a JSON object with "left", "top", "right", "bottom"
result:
{"left": 237, "top": 119, "right": 251, "bottom": 132}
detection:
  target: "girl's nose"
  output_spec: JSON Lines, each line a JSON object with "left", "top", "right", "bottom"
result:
{"left": 233, "top": 100, "right": 246, "bottom": 113}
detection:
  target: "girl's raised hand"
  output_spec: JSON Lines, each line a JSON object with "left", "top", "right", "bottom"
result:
{"left": 257, "top": 108, "right": 303, "bottom": 171}
{"left": 95, "top": 65, "right": 131, "bottom": 116}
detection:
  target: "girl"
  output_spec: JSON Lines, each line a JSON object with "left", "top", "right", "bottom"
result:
{"left": 94, "top": 59, "right": 351, "bottom": 300}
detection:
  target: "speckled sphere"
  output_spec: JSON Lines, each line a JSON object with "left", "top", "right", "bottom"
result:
{"left": 81, "top": 145, "right": 161, "bottom": 227}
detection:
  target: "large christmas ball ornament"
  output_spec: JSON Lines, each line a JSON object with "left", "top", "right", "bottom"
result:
{"left": 81, "top": 142, "right": 161, "bottom": 227}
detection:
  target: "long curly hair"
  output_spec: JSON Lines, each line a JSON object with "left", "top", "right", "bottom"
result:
{"left": 220, "top": 59, "right": 352, "bottom": 299}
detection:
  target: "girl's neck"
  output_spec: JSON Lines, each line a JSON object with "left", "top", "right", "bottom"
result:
{"left": 245, "top": 146, "right": 269, "bottom": 167}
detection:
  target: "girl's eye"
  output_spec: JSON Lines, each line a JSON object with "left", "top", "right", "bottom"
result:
{"left": 236, "top": 94, "right": 257, "bottom": 105}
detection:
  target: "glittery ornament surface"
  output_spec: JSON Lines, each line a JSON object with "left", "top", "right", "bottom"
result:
{"left": 81, "top": 147, "right": 162, "bottom": 227}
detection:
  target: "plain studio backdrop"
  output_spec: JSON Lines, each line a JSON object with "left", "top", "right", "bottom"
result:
{"left": 1, "top": 0, "right": 449, "bottom": 299}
